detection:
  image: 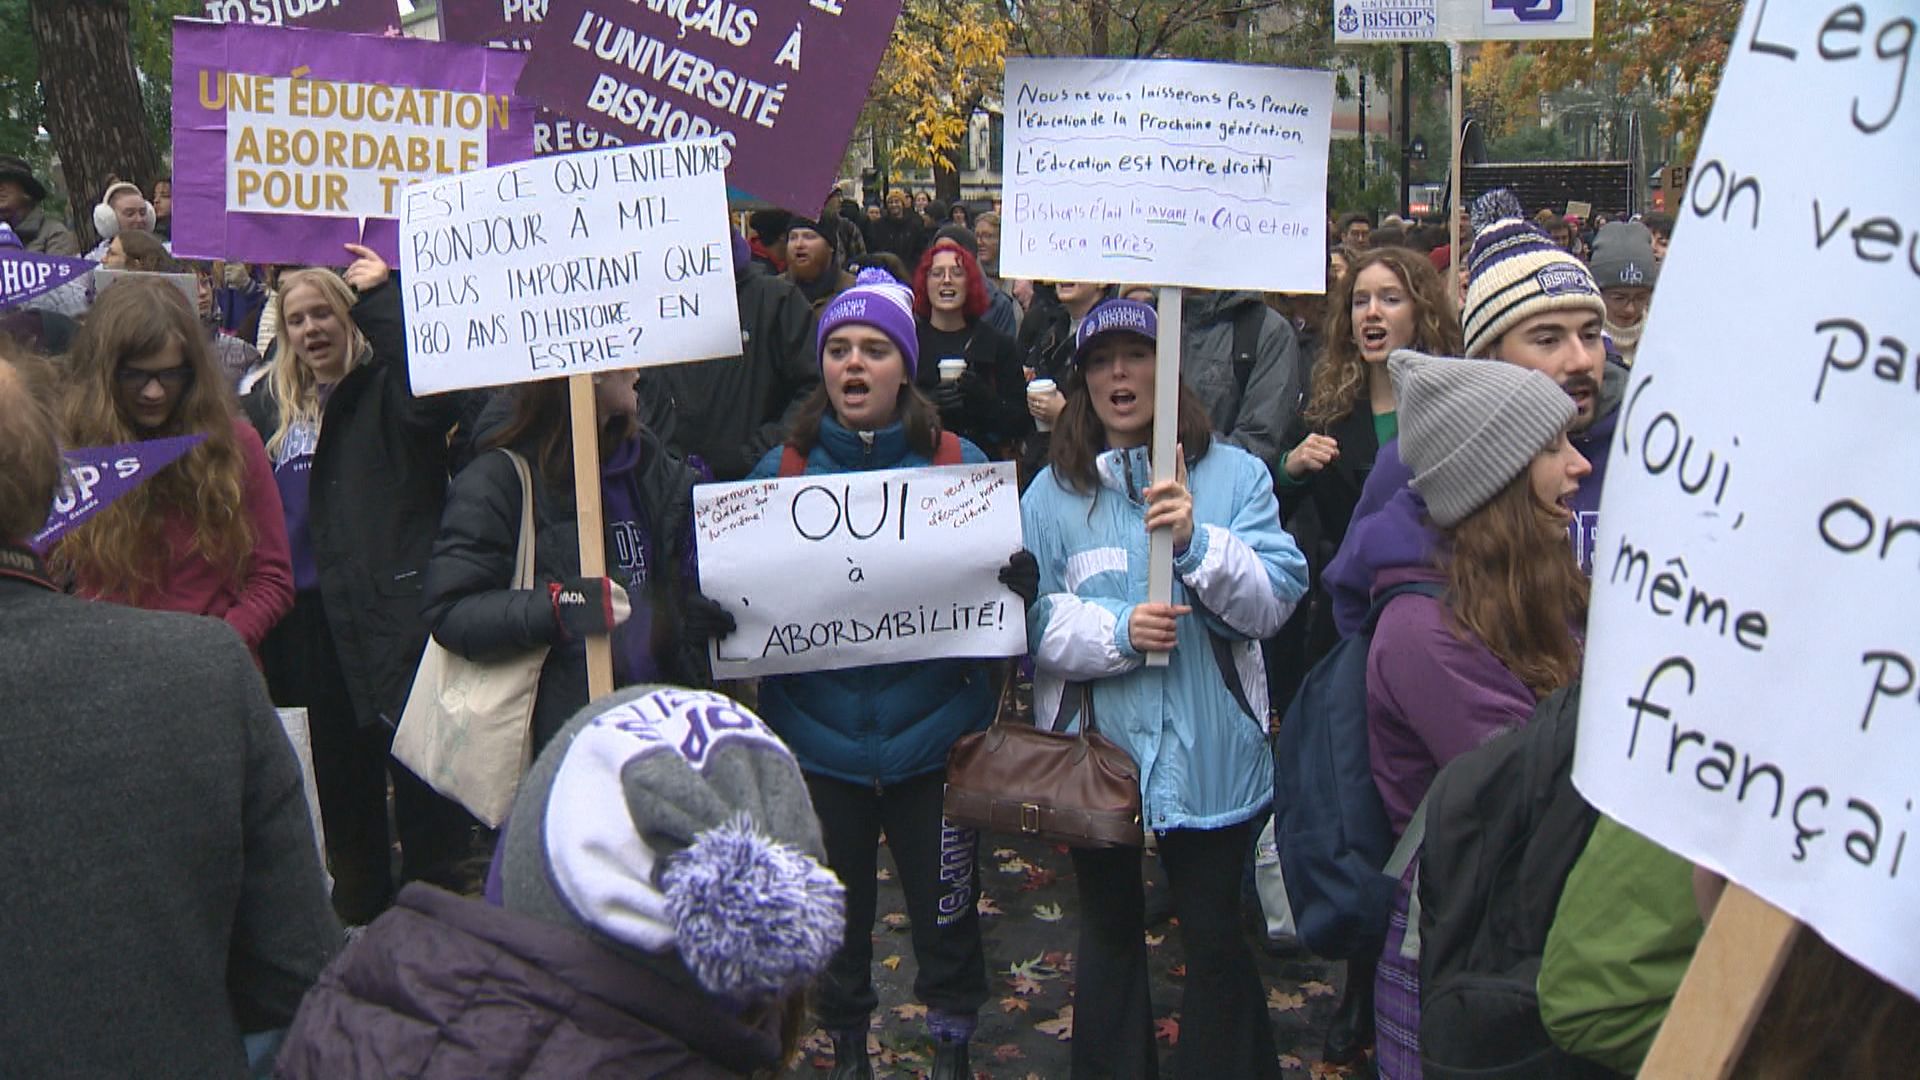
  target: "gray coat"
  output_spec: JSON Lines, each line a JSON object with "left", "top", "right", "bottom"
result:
{"left": 0, "top": 578, "right": 341, "bottom": 1077}
{"left": 1180, "top": 289, "right": 1303, "bottom": 477}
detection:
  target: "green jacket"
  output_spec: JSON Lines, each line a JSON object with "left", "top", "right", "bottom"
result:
{"left": 1537, "top": 816, "right": 1704, "bottom": 1075}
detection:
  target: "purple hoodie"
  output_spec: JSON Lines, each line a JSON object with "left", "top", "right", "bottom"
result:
{"left": 1365, "top": 565, "right": 1534, "bottom": 831}
{"left": 1326, "top": 361, "right": 1624, "bottom": 636}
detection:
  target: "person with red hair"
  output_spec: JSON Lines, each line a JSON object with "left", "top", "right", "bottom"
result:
{"left": 911, "top": 238, "right": 1029, "bottom": 458}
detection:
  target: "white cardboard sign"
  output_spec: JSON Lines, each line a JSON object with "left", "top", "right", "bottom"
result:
{"left": 1332, "top": 0, "right": 1594, "bottom": 43}
{"left": 695, "top": 463, "right": 1027, "bottom": 678}
{"left": 999, "top": 58, "right": 1333, "bottom": 293}
{"left": 400, "top": 140, "right": 740, "bottom": 395}
{"left": 1574, "top": 0, "right": 1919, "bottom": 999}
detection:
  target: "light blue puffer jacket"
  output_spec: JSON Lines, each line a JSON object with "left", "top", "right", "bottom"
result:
{"left": 1021, "top": 441, "right": 1308, "bottom": 830}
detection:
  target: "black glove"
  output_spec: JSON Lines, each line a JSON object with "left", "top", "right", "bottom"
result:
{"left": 550, "top": 577, "right": 629, "bottom": 640}
{"left": 931, "top": 380, "right": 966, "bottom": 415}
{"left": 682, "top": 591, "right": 738, "bottom": 641}
{"left": 998, "top": 549, "right": 1039, "bottom": 606}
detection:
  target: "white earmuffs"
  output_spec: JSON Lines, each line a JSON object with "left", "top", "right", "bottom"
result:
{"left": 93, "top": 182, "right": 156, "bottom": 241}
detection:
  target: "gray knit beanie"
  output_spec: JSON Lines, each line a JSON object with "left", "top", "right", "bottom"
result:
{"left": 1588, "top": 221, "right": 1659, "bottom": 291}
{"left": 1389, "top": 349, "right": 1576, "bottom": 527}
{"left": 501, "top": 684, "right": 844, "bottom": 1002}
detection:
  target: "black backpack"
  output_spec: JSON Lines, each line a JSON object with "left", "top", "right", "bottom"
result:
{"left": 1417, "top": 684, "right": 1609, "bottom": 1080}
{"left": 1272, "top": 582, "right": 1441, "bottom": 960}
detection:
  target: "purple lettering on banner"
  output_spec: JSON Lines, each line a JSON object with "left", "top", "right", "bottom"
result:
{"left": 0, "top": 250, "right": 95, "bottom": 309}
{"left": 198, "top": 0, "right": 402, "bottom": 32}
{"left": 170, "top": 22, "right": 537, "bottom": 268}
{"left": 439, "top": 0, "right": 629, "bottom": 157}
{"left": 513, "top": 0, "right": 902, "bottom": 212}
{"left": 33, "top": 435, "right": 208, "bottom": 552}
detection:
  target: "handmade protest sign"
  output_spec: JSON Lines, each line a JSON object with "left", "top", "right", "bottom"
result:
{"left": 172, "top": 20, "right": 536, "bottom": 267}
{"left": 513, "top": 0, "right": 901, "bottom": 210}
{"left": 1331, "top": 0, "right": 1594, "bottom": 43}
{"left": 200, "top": 0, "right": 400, "bottom": 32}
{"left": 440, "top": 0, "right": 628, "bottom": 157}
{"left": 1575, "top": 0, "right": 1919, "bottom": 1003}
{"left": 695, "top": 462, "right": 1026, "bottom": 678}
{"left": 34, "top": 436, "right": 206, "bottom": 551}
{"left": 999, "top": 58, "right": 1334, "bottom": 294}
{"left": 399, "top": 140, "right": 740, "bottom": 395}
{"left": 0, "top": 249, "right": 93, "bottom": 309}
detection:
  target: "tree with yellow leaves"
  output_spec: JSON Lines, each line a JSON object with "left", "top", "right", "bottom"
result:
{"left": 862, "top": 0, "right": 1012, "bottom": 202}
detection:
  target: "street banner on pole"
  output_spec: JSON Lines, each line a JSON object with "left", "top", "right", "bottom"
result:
{"left": 1333, "top": 0, "right": 1594, "bottom": 43}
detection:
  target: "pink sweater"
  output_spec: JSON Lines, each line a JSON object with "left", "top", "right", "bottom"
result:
{"left": 72, "top": 417, "right": 294, "bottom": 653}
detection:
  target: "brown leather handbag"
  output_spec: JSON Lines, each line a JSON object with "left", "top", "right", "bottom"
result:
{"left": 943, "top": 682, "right": 1144, "bottom": 849}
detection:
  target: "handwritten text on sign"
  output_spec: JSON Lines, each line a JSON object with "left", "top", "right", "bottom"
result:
{"left": 1000, "top": 58, "right": 1333, "bottom": 293}
{"left": 695, "top": 463, "right": 1027, "bottom": 678}
{"left": 400, "top": 140, "right": 740, "bottom": 395}
{"left": 1574, "top": 0, "right": 1919, "bottom": 999}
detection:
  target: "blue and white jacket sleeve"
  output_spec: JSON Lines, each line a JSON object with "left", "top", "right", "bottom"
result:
{"left": 1023, "top": 489, "right": 1144, "bottom": 680}
{"left": 1176, "top": 452, "right": 1308, "bottom": 641}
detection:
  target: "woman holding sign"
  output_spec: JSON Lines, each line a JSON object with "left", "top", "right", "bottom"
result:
{"left": 697, "top": 268, "right": 1001, "bottom": 1080}
{"left": 422, "top": 372, "right": 719, "bottom": 755}
{"left": 53, "top": 276, "right": 294, "bottom": 658}
{"left": 1020, "top": 298, "right": 1309, "bottom": 1079}
{"left": 244, "top": 245, "right": 478, "bottom": 926}
{"left": 1361, "top": 351, "right": 1590, "bottom": 1079}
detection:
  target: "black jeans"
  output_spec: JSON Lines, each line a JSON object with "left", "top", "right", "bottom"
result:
{"left": 263, "top": 589, "right": 476, "bottom": 923}
{"left": 1071, "top": 822, "right": 1280, "bottom": 1079}
{"left": 806, "top": 769, "right": 989, "bottom": 1031}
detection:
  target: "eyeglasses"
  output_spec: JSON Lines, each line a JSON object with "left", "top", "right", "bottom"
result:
{"left": 928, "top": 268, "right": 967, "bottom": 282}
{"left": 115, "top": 364, "right": 195, "bottom": 393}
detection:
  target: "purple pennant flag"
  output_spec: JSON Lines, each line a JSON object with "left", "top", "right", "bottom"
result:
{"left": 439, "top": 0, "right": 630, "bottom": 158}
{"left": 0, "top": 249, "right": 96, "bottom": 309}
{"left": 514, "top": 0, "right": 902, "bottom": 212}
{"left": 33, "top": 435, "right": 208, "bottom": 552}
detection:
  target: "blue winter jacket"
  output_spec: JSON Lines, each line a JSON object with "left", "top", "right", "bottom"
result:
{"left": 1022, "top": 441, "right": 1309, "bottom": 831}
{"left": 747, "top": 417, "right": 997, "bottom": 785}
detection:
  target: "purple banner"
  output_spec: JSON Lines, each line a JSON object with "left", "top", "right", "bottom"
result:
{"left": 0, "top": 249, "right": 95, "bottom": 309}
{"left": 34, "top": 436, "right": 207, "bottom": 552}
{"left": 515, "top": 0, "right": 900, "bottom": 212}
{"left": 438, "top": 0, "right": 629, "bottom": 157}
{"left": 171, "top": 20, "right": 537, "bottom": 267}
{"left": 198, "top": 0, "right": 401, "bottom": 33}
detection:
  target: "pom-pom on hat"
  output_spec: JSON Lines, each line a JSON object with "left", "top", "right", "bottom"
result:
{"left": 1389, "top": 348, "right": 1576, "bottom": 527}
{"left": 1071, "top": 298, "right": 1158, "bottom": 367}
{"left": 817, "top": 266, "right": 919, "bottom": 374}
{"left": 1462, "top": 189, "right": 1604, "bottom": 359}
{"left": 501, "top": 685, "right": 845, "bottom": 1003}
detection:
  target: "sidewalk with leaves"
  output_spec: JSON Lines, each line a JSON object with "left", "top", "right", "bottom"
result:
{"left": 794, "top": 829, "right": 1366, "bottom": 1078}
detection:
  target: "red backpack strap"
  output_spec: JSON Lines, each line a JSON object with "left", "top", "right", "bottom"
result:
{"left": 778, "top": 445, "right": 808, "bottom": 477}
{"left": 933, "top": 431, "right": 963, "bottom": 466}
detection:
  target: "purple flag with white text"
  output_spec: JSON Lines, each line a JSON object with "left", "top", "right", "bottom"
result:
{"left": 0, "top": 249, "right": 95, "bottom": 309}
{"left": 34, "top": 436, "right": 207, "bottom": 552}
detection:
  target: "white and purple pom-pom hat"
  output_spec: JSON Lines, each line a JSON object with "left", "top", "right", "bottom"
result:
{"left": 501, "top": 685, "right": 846, "bottom": 1002}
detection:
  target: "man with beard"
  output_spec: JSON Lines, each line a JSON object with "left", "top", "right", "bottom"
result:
{"left": 781, "top": 216, "right": 856, "bottom": 313}
{"left": 871, "top": 189, "right": 929, "bottom": 268}
{"left": 1589, "top": 221, "right": 1659, "bottom": 367}
{"left": 1323, "top": 191, "right": 1621, "bottom": 636}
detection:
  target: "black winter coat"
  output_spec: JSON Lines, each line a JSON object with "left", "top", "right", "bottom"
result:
{"left": 637, "top": 263, "right": 817, "bottom": 481}
{"left": 422, "top": 426, "right": 709, "bottom": 751}
{"left": 243, "top": 279, "right": 470, "bottom": 729}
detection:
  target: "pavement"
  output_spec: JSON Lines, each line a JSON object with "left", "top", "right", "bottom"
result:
{"left": 792, "top": 827, "right": 1370, "bottom": 1079}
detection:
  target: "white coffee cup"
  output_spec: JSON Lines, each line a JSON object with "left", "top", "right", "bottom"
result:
{"left": 939, "top": 358, "right": 967, "bottom": 382}
{"left": 1028, "top": 378, "right": 1058, "bottom": 432}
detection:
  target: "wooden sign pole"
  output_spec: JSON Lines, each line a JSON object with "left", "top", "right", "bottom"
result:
{"left": 1638, "top": 884, "right": 1800, "bottom": 1078}
{"left": 568, "top": 373, "right": 616, "bottom": 700}
{"left": 1145, "top": 285, "right": 1182, "bottom": 669}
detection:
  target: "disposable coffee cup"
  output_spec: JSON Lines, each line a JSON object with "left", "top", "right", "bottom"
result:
{"left": 939, "top": 358, "right": 967, "bottom": 383}
{"left": 1028, "top": 378, "right": 1058, "bottom": 432}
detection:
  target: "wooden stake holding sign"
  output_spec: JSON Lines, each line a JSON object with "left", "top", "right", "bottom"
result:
{"left": 1447, "top": 41, "right": 1464, "bottom": 272}
{"left": 567, "top": 375, "right": 616, "bottom": 699}
{"left": 1143, "top": 286, "right": 1183, "bottom": 669}
{"left": 1639, "top": 885, "right": 1799, "bottom": 1078}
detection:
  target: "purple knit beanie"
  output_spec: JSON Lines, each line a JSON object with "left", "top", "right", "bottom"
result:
{"left": 817, "top": 267, "right": 919, "bottom": 375}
